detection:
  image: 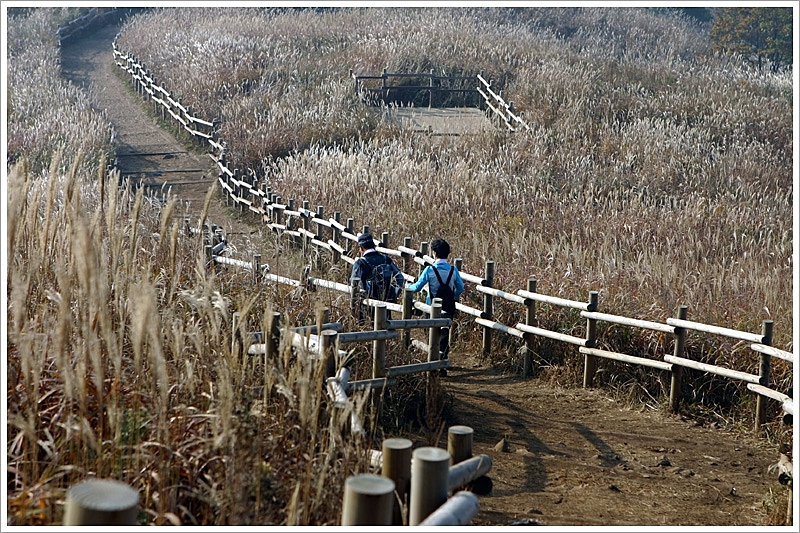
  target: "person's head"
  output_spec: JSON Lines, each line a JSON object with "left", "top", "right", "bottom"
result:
{"left": 358, "top": 233, "right": 376, "bottom": 251}
{"left": 430, "top": 238, "right": 450, "bottom": 259}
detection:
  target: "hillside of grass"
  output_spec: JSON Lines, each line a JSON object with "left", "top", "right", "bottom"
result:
{"left": 5, "top": 6, "right": 794, "bottom": 526}
{"left": 115, "top": 7, "right": 793, "bottom": 380}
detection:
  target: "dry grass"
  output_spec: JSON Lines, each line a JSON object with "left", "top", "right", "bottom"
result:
{"left": 6, "top": 6, "right": 793, "bottom": 526}
{"left": 115, "top": 6, "right": 791, "bottom": 350}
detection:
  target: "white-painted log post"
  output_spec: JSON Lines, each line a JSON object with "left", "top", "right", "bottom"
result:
{"left": 409, "top": 447, "right": 450, "bottom": 525}
{"left": 341, "top": 474, "right": 395, "bottom": 526}
{"left": 63, "top": 479, "right": 139, "bottom": 525}
{"left": 382, "top": 437, "right": 413, "bottom": 525}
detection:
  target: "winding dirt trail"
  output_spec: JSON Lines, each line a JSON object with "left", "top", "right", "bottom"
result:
{"left": 58, "top": 21, "right": 782, "bottom": 527}
{"left": 60, "top": 21, "right": 252, "bottom": 238}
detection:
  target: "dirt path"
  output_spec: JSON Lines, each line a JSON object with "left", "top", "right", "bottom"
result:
{"left": 60, "top": 22, "right": 252, "bottom": 239}
{"left": 58, "top": 22, "right": 782, "bottom": 527}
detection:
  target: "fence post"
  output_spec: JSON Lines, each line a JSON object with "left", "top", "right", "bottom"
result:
{"left": 382, "top": 437, "right": 413, "bottom": 525}
{"left": 64, "top": 479, "right": 139, "bottom": 525}
{"left": 419, "top": 242, "right": 429, "bottom": 279}
{"left": 582, "top": 291, "right": 599, "bottom": 387}
{"left": 403, "top": 237, "right": 412, "bottom": 273}
{"left": 669, "top": 305, "right": 688, "bottom": 413}
{"left": 401, "top": 288, "right": 413, "bottom": 348}
{"left": 755, "top": 319, "right": 774, "bottom": 434}
{"left": 429, "top": 68, "right": 435, "bottom": 108}
{"left": 232, "top": 311, "right": 242, "bottom": 356}
{"left": 253, "top": 254, "right": 261, "bottom": 285}
{"left": 523, "top": 278, "right": 537, "bottom": 377}
{"left": 314, "top": 205, "right": 325, "bottom": 268}
{"left": 265, "top": 312, "right": 281, "bottom": 360}
{"left": 428, "top": 300, "right": 442, "bottom": 362}
{"left": 448, "top": 425, "right": 473, "bottom": 466}
{"left": 302, "top": 200, "right": 311, "bottom": 255}
{"left": 481, "top": 261, "right": 495, "bottom": 357}
{"left": 409, "top": 447, "right": 450, "bottom": 525}
{"left": 346, "top": 218, "right": 355, "bottom": 255}
{"left": 372, "top": 303, "right": 387, "bottom": 418}
{"left": 341, "top": 474, "right": 395, "bottom": 526}
{"left": 321, "top": 329, "right": 338, "bottom": 379}
{"left": 274, "top": 200, "right": 285, "bottom": 236}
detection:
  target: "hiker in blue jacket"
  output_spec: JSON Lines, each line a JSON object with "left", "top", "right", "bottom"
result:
{"left": 406, "top": 238, "right": 465, "bottom": 373}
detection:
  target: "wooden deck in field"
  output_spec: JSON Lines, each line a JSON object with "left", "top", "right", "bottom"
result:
{"left": 384, "top": 107, "right": 494, "bottom": 135}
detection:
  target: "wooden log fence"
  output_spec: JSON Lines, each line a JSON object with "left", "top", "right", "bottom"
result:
{"left": 476, "top": 73, "right": 530, "bottom": 132}
{"left": 350, "top": 67, "right": 481, "bottom": 108}
{"left": 115, "top": 44, "right": 792, "bottom": 440}
{"left": 358, "top": 426, "right": 491, "bottom": 526}
{"left": 56, "top": 7, "right": 121, "bottom": 44}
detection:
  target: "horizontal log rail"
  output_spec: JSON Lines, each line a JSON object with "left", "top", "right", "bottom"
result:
{"left": 579, "top": 347, "right": 673, "bottom": 372}
{"left": 747, "top": 383, "right": 791, "bottom": 405}
{"left": 475, "top": 318, "right": 525, "bottom": 339}
{"left": 664, "top": 355, "right": 761, "bottom": 384}
{"left": 386, "top": 360, "right": 450, "bottom": 377}
{"left": 517, "top": 289, "right": 596, "bottom": 311}
{"left": 580, "top": 311, "right": 676, "bottom": 334}
{"left": 750, "top": 343, "right": 793, "bottom": 362}
{"left": 515, "top": 322, "right": 587, "bottom": 346}
{"left": 666, "top": 317, "right": 765, "bottom": 344}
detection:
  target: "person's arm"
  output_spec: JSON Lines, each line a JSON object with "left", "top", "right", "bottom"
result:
{"left": 406, "top": 266, "right": 431, "bottom": 293}
{"left": 350, "top": 258, "right": 364, "bottom": 283}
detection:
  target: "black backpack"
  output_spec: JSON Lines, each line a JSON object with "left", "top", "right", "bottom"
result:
{"left": 360, "top": 254, "right": 403, "bottom": 302}
{"left": 431, "top": 265, "right": 456, "bottom": 316}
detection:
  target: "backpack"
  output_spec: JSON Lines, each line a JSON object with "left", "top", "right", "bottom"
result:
{"left": 359, "top": 254, "right": 403, "bottom": 302}
{"left": 431, "top": 265, "right": 456, "bottom": 316}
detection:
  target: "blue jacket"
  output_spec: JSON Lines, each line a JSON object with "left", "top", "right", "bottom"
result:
{"left": 407, "top": 260, "right": 465, "bottom": 305}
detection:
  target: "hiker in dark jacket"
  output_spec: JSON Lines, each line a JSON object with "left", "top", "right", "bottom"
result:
{"left": 350, "top": 233, "right": 404, "bottom": 321}
{"left": 406, "top": 238, "right": 464, "bottom": 370}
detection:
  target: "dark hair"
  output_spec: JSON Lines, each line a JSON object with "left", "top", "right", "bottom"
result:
{"left": 430, "top": 238, "right": 450, "bottom": 259}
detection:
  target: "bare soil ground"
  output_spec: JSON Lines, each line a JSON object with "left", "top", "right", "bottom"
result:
{"left": 59, "top": 22, "right": 787, "bottom": 527}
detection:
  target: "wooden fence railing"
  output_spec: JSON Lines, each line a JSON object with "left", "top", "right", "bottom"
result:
{"left": 351, "top": 68, "right": 481, "bottom": 108}
{"left": 344, "top": 426, "right": 490, "bottom": 525}
{"left": 115, "top": 43, "right": 792, "bottom": 438}
{"left": 476, "top": 73, "right": 530, "bottom": 132}
{"left": 56, "top": 7, "right": 119, "bottom": 44}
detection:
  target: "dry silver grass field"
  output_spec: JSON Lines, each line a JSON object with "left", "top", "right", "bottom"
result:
{"left": 5, "top": 6, "right": 794, "bottom": 527}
